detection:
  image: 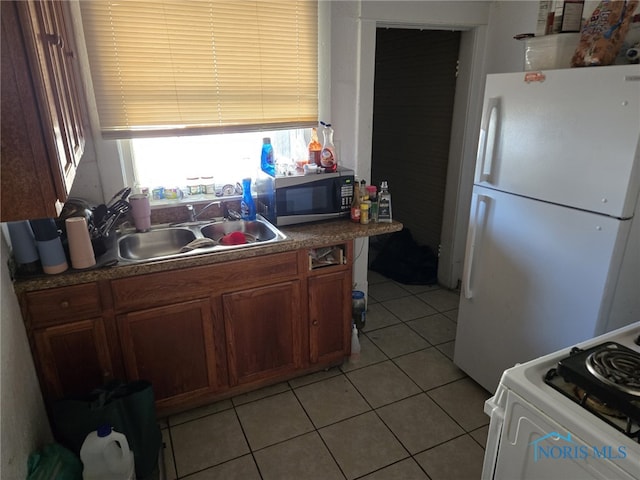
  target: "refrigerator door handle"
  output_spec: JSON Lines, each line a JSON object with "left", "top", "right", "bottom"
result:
{"left": 476, "top": 97, "right": 500, "bottom": 183}
{"left": 463, "top": 193, "right": 490, "bottom": 299}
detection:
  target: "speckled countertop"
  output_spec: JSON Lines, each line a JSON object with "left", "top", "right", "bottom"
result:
{"left": 13, "top": 219, "right": 403, "bottom": 293}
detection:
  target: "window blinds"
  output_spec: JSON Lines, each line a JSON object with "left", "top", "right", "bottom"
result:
{"left": 79, "top": 1, "right": 318, "bottom": 139}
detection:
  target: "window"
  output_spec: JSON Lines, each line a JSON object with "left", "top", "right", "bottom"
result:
{"left": 71, "top": 1, "right": 328, "bottom": 202}
{"left": 79, "top": 0, "right": 318, "bottom": 138}
{"left": 130, "top": 128, "right": 312, "bottom": 201}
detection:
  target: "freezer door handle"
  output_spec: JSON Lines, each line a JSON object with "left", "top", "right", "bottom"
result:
{"left": 463, "top": 193, "right": 490, "bottom": 299}
{"left": 476, "top": 97, "right": 500, "bottom": 183}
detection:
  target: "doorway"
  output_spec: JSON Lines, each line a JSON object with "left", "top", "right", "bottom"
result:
{"left": 369, "top": 28, "right": 462, "bottom": 282}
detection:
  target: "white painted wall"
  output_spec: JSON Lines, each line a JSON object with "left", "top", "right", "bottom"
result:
{"left": 1, "top": 237, "right": 53, "bottom": 477}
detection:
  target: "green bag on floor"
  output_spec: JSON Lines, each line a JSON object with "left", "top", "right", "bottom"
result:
{"left": 27, "top": 443, "right": 82, "bottom": 480}
{"left": 50, "top": 380, "right": 161, "bottom": 479}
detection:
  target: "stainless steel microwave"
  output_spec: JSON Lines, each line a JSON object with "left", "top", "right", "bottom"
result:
{"left": 256, "top": 167, "right": 355, "bottom": 226}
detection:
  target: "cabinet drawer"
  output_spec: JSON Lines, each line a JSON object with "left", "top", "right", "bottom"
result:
{"left": 112, "top": 251, "right": 299, "bottom": 311}
{"left": 24, "top": 283, "right": 102, "bottom": 327}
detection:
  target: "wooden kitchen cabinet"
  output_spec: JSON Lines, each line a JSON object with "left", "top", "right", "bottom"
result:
{"left": 223, "top": 280, "right": 303, "bottom": 386}
{"left": 32, "top": 318, "right": 113, "bottom": 399}
{"left": 1, "top": 0, "right": 86, "bottom": 221}
{"left": 22, "top": 282, "right": 119, "bottom": 401}
{"left": 307, "top": 243, "right": 353, "bottom": 364}
{"left": 22, "top": 242, "right": 353, "bottom": 415}
{"left": 117, "top": 298, "right": 226, "bottom": 412}
{"left": 308, "top": 270, "right": 352, "bottom": 364}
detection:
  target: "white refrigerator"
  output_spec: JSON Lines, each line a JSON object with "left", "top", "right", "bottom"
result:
{"left": 453, "top": 65, "right": 640, "bottom": 394}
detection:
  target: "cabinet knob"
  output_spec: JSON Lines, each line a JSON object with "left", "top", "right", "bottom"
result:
{"left": 312, "top": 320, "right": 318, "bottom": 326}
{"left": 59, "top": 300, "right": 70, "bottom": 309}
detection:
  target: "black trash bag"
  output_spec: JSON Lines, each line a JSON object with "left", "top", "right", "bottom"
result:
{"left": 370, "top": 228, "right": 438, "bottom": 285}
{"left": 50, "top": 380, "right": 162, "bottom": 479}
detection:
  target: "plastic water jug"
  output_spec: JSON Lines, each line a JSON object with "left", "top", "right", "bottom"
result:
{"left": 80, "top": 425, "right": 135, "bottom": 480}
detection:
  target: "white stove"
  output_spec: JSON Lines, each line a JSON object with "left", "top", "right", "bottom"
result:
{"left": 483, "top": 322, "right": 640, "bottom": 479}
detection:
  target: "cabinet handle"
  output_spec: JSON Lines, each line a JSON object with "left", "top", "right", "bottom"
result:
{"left": 59, "top": 300, "right": 70, "bottom": 309}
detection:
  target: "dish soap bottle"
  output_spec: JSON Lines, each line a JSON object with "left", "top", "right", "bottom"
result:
{"left": 320, "top": 122, "right": 337, "bottom": 173}
{"left": 261, "top": 137, "right": 275, "bottom": 176}
{"left": 241, "top": 177, "right": 256, "bottom": 220}
{"left": 377, "top": 180, "right": 392, "bottom": 223}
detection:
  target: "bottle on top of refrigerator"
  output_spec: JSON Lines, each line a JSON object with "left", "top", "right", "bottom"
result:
{"left": 320, "top": 122, "right": 337, "bottom": 172}
{"left": 377, "top": 181, "right": 392, "bottom": 223}
{"left": 261, "top": 137, "right": 275, "bottom": 176}
{"left": 308, "top": 127, "right": 322, "bottom": 167}
{"left": 240, "top": 177, "right": 256, "bottom": 220}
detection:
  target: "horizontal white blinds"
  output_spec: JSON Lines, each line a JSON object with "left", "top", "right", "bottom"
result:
{"left": 79, "top": 1, "right": 318, "bottom": 138}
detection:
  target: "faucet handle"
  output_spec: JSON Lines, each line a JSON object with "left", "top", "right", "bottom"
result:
{"left": 186, "top": 204, "right": 195, "bottom": 222}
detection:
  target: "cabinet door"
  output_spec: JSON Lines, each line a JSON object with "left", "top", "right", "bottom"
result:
{"left": 223, "top": 281, "right": 302, "bottom": 386}
{"left": 0, "top": 0, "right": 85, "bottom": 221}
{"left": 33, "top": 317, "right": 113, "bottom": 400}
{"left": 117, "top": 298, "right": 225, "bottom": 410}
{"left": 28, "top": 0, "right": 85, "bottom": 187}
{"left": 308, "top": 270, "right": 351, "bottom": 364}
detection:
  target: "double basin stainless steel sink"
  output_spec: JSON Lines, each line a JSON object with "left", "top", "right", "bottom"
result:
{"left": 116, "top": 216, "right": 287, "bottom": 264}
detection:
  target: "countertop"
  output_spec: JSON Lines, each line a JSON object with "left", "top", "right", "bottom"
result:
{"left": 13, "top": 219, "right": 403, "bottom": 293}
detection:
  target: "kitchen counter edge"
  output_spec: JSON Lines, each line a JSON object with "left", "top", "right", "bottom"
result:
{"left": 13, "top": 219, "right": 403, "bottom": 293}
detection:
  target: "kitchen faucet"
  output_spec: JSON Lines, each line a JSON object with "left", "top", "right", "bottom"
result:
{"left": 187, "top": 200, "right": 241, "bottom": 222}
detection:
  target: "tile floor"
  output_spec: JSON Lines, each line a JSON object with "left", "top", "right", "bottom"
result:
{"left": 158, "top": 270, "right": 492, "bottom": 480}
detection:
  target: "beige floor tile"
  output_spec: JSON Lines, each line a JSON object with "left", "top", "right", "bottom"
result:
{"left": 394, "top": 347, "right": 465, "bottom": 391}
{"left": 394, "top": 282, "right": 440, "bottom": 295}
{"left": 367, "top": 323, "right": 430, "bottom": 358}
{"left": 369, "top": 281, "right": 413, "bottom": 302}
{"left": 377, "top": 393, "right": 464, "bottom": 454}
{"left": 442, "top": 308, "right": 458, "bottom": 323}
{"left": 435, "top": 340, "right": 455, "bottom": 360}
{"left": 254, "top": 432, "right": 344, "bottom": 480}
{"left": 470, "top": 425, "right": 490, "bottom": 449}
{"left": 428, "top": 378, "right": 491, "bottom": 431}
{"left": 320, "top": 411, "right": 408, "bottom": 479}
{"left": 417, "top": 289, "right": 460, "bottom": 312}
{"left": 360, "top": 458, "right": 430, "bottom": 479}
{"left": 294, "top": 374, "right": 370, "bottom": 428}
{"left": 161, "top": 427, "right": 177, "bottom": 480}
{"left": 406, "top": 313, "right": 457, "bottom": 345}
{"left": 381, "top": 296, "right": 437, "bottom": 321}
{"left": 340, "top": 334, "right": 388, "bottom": 373}
{"left": 168, "top": 398, "right": 233, "bottom": 426}
{"left": 235, "top": 390, "right": 314, "bottom": 450}
{"left": 231, "top": 381, "right": 291, "bottom": 406}
{"left": 367, "top": 270, "right": 389, "bottom": 285}
{"left": 170, "top": 409, "right": 249, "bottom": 477}
{"left": 288, "top": 366, "right": 342, "bottom": 388}
{"left": 415, "top": 434, "right": 485, "bottom": 480}
{"left": 183, "top": 455, "right": 261, "bottom": 479}
{"left": 346, "top": 360, "right": 420, "bottom": 408}
{"left": 363, "top": 302, "right": 401, "bottom": 332}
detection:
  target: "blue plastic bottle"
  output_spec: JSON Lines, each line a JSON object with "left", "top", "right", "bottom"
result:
{"left": 260, "top": 137, "right": 275, "bottom": 176}
{"left": 241, "top": 177, "right": 256, "bottom": 220}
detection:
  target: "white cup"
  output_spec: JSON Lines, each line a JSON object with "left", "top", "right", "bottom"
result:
{"left": 66, "top": 217, "right": 96, "bottom": 269}
{"left": 129, "top": 194, "right": 151, "bottom": 232}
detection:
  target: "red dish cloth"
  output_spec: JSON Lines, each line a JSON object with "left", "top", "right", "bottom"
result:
{"left": 220, "top": 231, "right": 247, "bottom": 245}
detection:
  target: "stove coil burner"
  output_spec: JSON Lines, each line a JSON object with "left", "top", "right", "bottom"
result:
{"left": 586, "top": 348, "right": 640, "bottom": 396}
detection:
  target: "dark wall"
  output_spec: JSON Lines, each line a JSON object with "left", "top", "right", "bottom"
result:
{"left": 371, "top": 28, "right": 461, "bottom": 255}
